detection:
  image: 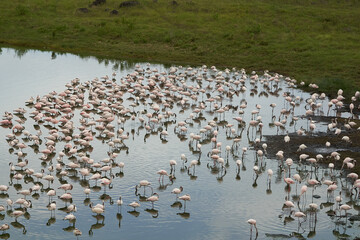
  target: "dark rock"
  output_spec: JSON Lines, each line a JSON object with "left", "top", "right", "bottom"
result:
{"left": 76, "top": 8, "right": 89, "bottom": 13}
{"left": 171, "top": 0, "right": 178, "bottom": 5}
{"left": 119, "top": 1, "right": 139, "bottom": 8}
{"left": 90, "top": 0, "right": 106, "bottom": 7}
{"left": 110, "top": 9, "right": 119, "bottom": 15}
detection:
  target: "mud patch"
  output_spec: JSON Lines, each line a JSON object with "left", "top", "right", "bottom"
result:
{"left": 263, "top": 126, "right": 360, "bottom": 174}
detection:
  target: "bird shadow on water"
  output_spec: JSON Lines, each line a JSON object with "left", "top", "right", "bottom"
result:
{"left": 145, "top": 208, "right": 159, "bottom": 218}
{"left": 128, "top": 210, "right": 140, "bottom": 217}
{"left": 177, "top": 211, "right": 190, "bottom": 219}
{"left": 171, "top": 200, "right": 182, "bottom": 209}
{"left": 0, "top": 233, "right": 10, "bottom": 240}
{"left": 10, "top": 221, "right": 26, "bottom": 234}
{"left": 63, "top": 224, "right": 76, "bottom": 234}
{"left": 89, "top": 214, "right": 105, "bottom": 236}
{"left": 157, "top": 180, "right": 174, "bottom": 192}
{"left": 83, "top": 197, "right": 91, "bottom": 206}
{"left": 116, "top": 213, "right": 122, "bottom": 228}
{"left": 0, "top": 193, "right": 9, "bottom": 200}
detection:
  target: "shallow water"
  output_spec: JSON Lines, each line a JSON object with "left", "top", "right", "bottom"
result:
{"left": 0, "top": 47, "right": 359, "bottom": 240}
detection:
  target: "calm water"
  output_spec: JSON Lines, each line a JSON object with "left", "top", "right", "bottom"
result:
{"left": 0, "top": 47, "right": 359, "bottom": 240}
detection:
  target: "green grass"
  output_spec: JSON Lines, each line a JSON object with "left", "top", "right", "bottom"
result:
{"left": 1, "top": 0, "right": 359, "bottom": 99}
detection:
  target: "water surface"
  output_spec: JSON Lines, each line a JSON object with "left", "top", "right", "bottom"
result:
{"left": 0, "top": 47, "right": 359, "bottom": 240}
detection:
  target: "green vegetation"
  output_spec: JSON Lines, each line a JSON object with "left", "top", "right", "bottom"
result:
{"left": 1, "top": 0, "right": 359, "bottom": 98}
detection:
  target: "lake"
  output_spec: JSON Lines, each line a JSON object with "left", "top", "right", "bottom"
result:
{"left": 0, "top": 47, "right": 359, "bottom": 240}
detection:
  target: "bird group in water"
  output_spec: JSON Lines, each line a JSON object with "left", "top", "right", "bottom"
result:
{"left": 0, "top": 63, "right": 359, "bottom": 239}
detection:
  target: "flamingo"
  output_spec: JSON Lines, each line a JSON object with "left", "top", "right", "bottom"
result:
{"left": 339, "top": 204, "right": 352, "bottom": 217}
{"left": 128, "top": 201, "right": 140, "bottom": 211}
{"left": 63, "top": 213, "right": 76, "bottom": 222}
{"left": 73, "top": 228, "right": 82, "bottom": 239}
{"left": 84, "top": 188, "right": 91, "bottom": 197}
{"left": 58, "top": 183, "right": 73, "bottom": 192}
{"left": 171, "top": 186, "right": 183, "bottom": 199}
{"left": 146, "top": 193, "right": 159, "bottom": 209}
{"left": 0, "top": 185, "right": 9, "bottom": 193}
{"left": 117, "top": 196, "right": 123, "bottom": 212}
{"left": 11, "top": 210, "right": 25, "bottom": 222}
{"left": 247, "top": 219, "right": 258, "bottom": 236}
{"left": 157, "top": 169, "right": 168, "bottom": 181}
{"left": 180, "top": 154, "right": 187, "bottom": 167}
{"left": 47, "top": 201, "right": 56, "bottom": 216}
{"left": 135, "top": 180, "right": 153, "bottom": 195}
{"left": 0, "top": 224, "right": 10, "bottom": 233}
{"left": 169, "top": 160, "right": 177, "bottom": 173}
{"left": 293, "top": 211, "right": 306, "bottom": 223}
{"left": 178, "top": 194, "right": 191, "bottom": 210}
{"left": 307, "top": 179, "right": 319, "bottom": 199}
{"left": 188, "top": 160, "right": 198, "bottom": 175}
{"left": 267, "top": 169, "right": 273, "bottom": 186}
{"left": 90, "top": 203, "right": 105, "bottom": 215}
{"left": 282, "top": 169, "right": 295, "bottom": 186}
{"left": 236, "top": 159, "right": 242, "bottom": 175}
{"left": 18, "top": 189, "right": 32, "bottom": 199}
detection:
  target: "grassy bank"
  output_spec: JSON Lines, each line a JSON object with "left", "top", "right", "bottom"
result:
{"left": 1, "top": 0, "right": 359, "bottom": 98}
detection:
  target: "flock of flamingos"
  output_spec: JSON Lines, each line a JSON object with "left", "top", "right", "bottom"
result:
{"left": 0, "top": 64, "right": 359, "bottom": 239}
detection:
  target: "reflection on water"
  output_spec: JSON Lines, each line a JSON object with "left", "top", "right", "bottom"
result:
{"left": 0, "top": 46, "right": 139, "bottom": 72}
{"left": 0, "top": 47, "right": 359, "bottom": 240}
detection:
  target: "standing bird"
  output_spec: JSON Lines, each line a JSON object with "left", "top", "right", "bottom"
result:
{"left": 117, "top": 196, "right": 123, "bottom": 212}
{"left": 6, "top": 199, "right": 13, "bottom": 209}
{"left": 12, "top": 210, "right": 25, "bottom": 222}
{"left": 146, "top": 193, "right": 159, "bottom": 209}
{"left": 335, "top": 191, "right": 342, "bottom": 209}
{"left": 128, "top": 201, "right": 140, "bottom": 211}
{"left": 0, "top": 185, "right": 9, "bottom": 193}
{"left": 59, "top": 192, "right": 72, "bottom": 201}
{"left": 283, "top": 169, "right": 295, "bottom": 186}
{"left": 307, "top": 179, "right": 319, "bottom": 198}
{"left": 339, "top": 204, "right": 352, "bottom": 217}
{"left": 171, "top": 186, "right": 183, "bottom": 199}
{"left": 267, "top": 169, "right": 273, "bottom": 187}
{"left": 300, "top": 185, "right": 308, "bottom": 206}
{"left": 63, "top": 213, "right": 76, "bottom": 223}
{"left": 47, "top": 189, "right": 56, "bottom": 201}
{"left": 169, "top": 160, "right": 177, "bottom": 174}
{"left": 247, "top": 219, "right": 258, "bottom": 236}
{"left": 84, "top": 188, "right": 91, "bottom": 197}
{"left": 90, "top": 203, "right": 104, "bottom": 215}
{"left": 178, "top": 194, "right": 191, "bottom": 210}
{"left": 157, "top": 170, "right": 168, "bottom": 182}
{"left": 135, "top": 180, "right": 153, "bottom": 196}
{"left": 18, "top": 189, "right": 32, "bottom": 199}
{"left": 58, "top": 183, "right": 73, "bottom": 193}
{"left": 188, "top": 160, "right": 198, "bottom": 175}
{"left": 236, "top": 159, "right": 242, "bottom": 172}
{"left": 293, "top": 174, "right": 301, "bottom": 192}
{"left": 181, "top": 154, "right": 187, "bottom": 167}
{"left": 283, "top": 200, "right": 295, "bottom": 211}
{"left": 67, "top": 204, "right": 77, "bottom": 213}
{"left": 73, "top": 228, "right": 82, "bottom": 239}
{"left": 47, "top": 201, "right": 56, "bottom": 216}
{"left": 284, "top": 135, "right": 290, "bottom": 144}
{"left": 0, "top": 224, "right": 9, "bottom": 233}
{"left": 294, "top": 211, "right": 306, "bottom": 223}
